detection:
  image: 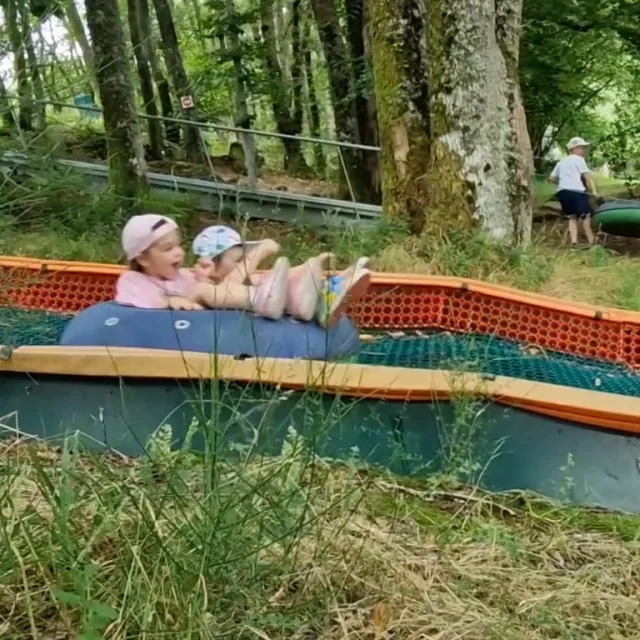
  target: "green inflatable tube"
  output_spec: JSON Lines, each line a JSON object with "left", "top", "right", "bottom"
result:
{"left": 593, "top": 201, "right": 640, "bottom": 238}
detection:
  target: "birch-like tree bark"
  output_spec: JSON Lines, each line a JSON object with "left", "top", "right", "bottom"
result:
{"left": 370, "top": 0, "right": 534, "bottom": 244}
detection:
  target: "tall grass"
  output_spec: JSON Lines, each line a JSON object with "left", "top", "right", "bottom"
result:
{"left": 2, "top": 409, "right": 640, "bottom": 638}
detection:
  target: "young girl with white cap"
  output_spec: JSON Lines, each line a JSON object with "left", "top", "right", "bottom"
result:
{"left": 191, "top": 225, "right": 371, "bottom": 328}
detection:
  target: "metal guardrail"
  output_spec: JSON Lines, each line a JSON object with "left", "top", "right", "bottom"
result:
{"left": 6, "top": 96, "right": 382, "bottom": 153}
{"left": 1, "top": 152, "right": 382, "bottom": 227}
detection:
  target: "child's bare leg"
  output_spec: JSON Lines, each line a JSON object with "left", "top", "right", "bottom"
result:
{"left": 582, "top": 215, "right": 595, "bottom": 245}
{"left": 568, "top": 216, "right": 579, "bottom": 245}
{"left": 287, "top": 252, "right": 334, "bottom": 280}
{"left": 193, "top": 281, "right": 255, "bottom": 309}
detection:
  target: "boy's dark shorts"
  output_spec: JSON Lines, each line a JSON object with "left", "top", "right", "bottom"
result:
{"left": 557, "top": 189, "right": 593, "bottom": 219}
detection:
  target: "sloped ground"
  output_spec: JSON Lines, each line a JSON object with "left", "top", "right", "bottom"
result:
{"left": 0, "top": 434, "right": 639, "bottom": 639}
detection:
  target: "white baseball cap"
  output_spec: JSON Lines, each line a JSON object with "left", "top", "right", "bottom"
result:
{"left": 567, "top": 137, "right": 590, "bottom": 150}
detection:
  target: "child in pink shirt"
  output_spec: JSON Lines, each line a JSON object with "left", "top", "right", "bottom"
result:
{"left": 115, "top": 214, "right": 316, "bottom": 319}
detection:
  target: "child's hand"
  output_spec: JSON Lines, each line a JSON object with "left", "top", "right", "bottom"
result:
{"left": 256, "top": 239, "right": 280, "bottom": 256}
{"left": 167, "top": 296, "right": 203, "bottom": 311}
{"left": 193, "top": 258, "right": 215, "bottom": 282}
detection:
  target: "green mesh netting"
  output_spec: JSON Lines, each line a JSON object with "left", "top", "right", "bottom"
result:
{"left": 1, "top": 307, "right": 639, "bottom": 398}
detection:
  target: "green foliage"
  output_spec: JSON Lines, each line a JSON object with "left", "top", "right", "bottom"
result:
{"left": 27, "top": 0, "right": 64, "bottom": 19}
{"left": 521, "top": 0, "right": 640, "bottom": 165}
{"left": 205, "top": 0, "right": 265, "bottom": 95}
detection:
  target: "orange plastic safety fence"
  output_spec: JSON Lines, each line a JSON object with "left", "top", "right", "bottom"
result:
{"left": 2, "top": 258, "right": 640, "bottom": 368}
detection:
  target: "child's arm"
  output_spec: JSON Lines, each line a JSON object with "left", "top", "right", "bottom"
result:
{"left": 578, "top": 157, "right": 598, "bottom": 196}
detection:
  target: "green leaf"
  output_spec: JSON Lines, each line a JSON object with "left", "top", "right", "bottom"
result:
{"left": 52, "top": 588, "right": 84, "bottom": 606}
{"left": 87, "top": 600, "right": 118, "bottom": 621}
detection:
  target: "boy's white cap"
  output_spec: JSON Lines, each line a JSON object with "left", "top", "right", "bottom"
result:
{"left": 567, "top": 137, "right": 590, "bottom": 150}
{"left": 192, "top": 225, "right": 261, "bottom": 259}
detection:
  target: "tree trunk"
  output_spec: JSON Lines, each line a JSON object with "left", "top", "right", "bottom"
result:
{"left": 139, "top": 0, "right": 180, "bottom": 145}
{"left": 186, "top": 0, "right": 205, "bottom": 45}
{"left": 150, "top": 0, "right": 202, "bottom": 162}
{"left": 346, "top": 0, "right": 379, "bottom": 201}
{"left": 370, "top": 0, "right": 534, "bottom": 243}
{"left": 495, "top": 0, "right": 534, "bottom": 244}
{"left": 64, "top": 0, "right": 100, "bottom": 96}
{"left": 5, "top": 0, "right": 33, "bottom": 131}
{"left": 0, "top": 72, "right": 17, "bottom": 129}
{"left": 310, "top": 0, "right": 372, "bottom": 200}
{"left": 221, "top": 0, "right": 258, "bottom": 187}
{"left": 127, "top": 0, "right": 164, "bottom": 159}
{"left": 289, "top": 0, "right": 307, "bottom": 172}
{"left": 303, "top": 27, "right": 325, "bottom": 174}
{"left": 259, "top": 0, "right": 309, "bottom": 174}
{"left": 84, "top": 0, "right": 149, "bottom": 198}
{"left": 20, "top": 0, "right": 46, "bottom": 130}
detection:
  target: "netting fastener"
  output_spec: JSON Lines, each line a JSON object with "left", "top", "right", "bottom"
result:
{"left": 0, "top": 345, "right": 13, "bottom": 360}
{"left": 594, "top": 311, "right": 603, "bottom": 320}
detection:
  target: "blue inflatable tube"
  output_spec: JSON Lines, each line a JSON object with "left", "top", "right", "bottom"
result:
{"left": 60, "top": 302, "right": 360, "bottom": 360}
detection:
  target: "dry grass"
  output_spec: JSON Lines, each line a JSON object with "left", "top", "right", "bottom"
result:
{"left": 1, "top": 434, "right": 640, "bottom": 639}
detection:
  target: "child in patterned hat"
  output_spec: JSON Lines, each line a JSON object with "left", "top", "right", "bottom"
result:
{"left": 192, "top": 225, "right": 370, "bottom": 327}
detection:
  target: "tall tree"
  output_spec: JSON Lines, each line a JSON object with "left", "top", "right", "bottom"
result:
{"left": 151, "top": 0, "right": 202, "bottom": 161}
{"left": 138, "top": 0, "right": 180, "bottom": 145}
{"left": 520, "top": 0, "right": 633, "bottom": 165}
{"left": 84, "top": 0, "right": 148, "bottom": 198}
{"left": 259, "top": 0, "right": 309, "bottom": 174}
{"left": 0, "top": 71, "right": 16, "bottom": 129}
{"left": 127, "top": 0, "right": 164, "bottom": 159}
{"left": 370, "top": 0, "right": 534, "bottom": 243}
{"left": 310, "top": 0, "right": 375, "bottom": 200}
{"left": 345, "top": 0, "right": 379, "bottom": 199}
{"left": 208, "top": 0, "right": 259, "bottom": 186}
{"left": 302, "top": 19, "right": 325, "bottom": 174}
{"left": 62, "top": 0, "right": 99, "bottom": 96}
{"left": 4, "top": 0, "right": 33, "bottom": 130}
{"left": 20, "top": 0, "right": 46, "bottom": 129}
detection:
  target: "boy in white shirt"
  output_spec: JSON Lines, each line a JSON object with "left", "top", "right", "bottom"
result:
{"left": 548, "top": 137, "right": 599, "bottom": 248}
